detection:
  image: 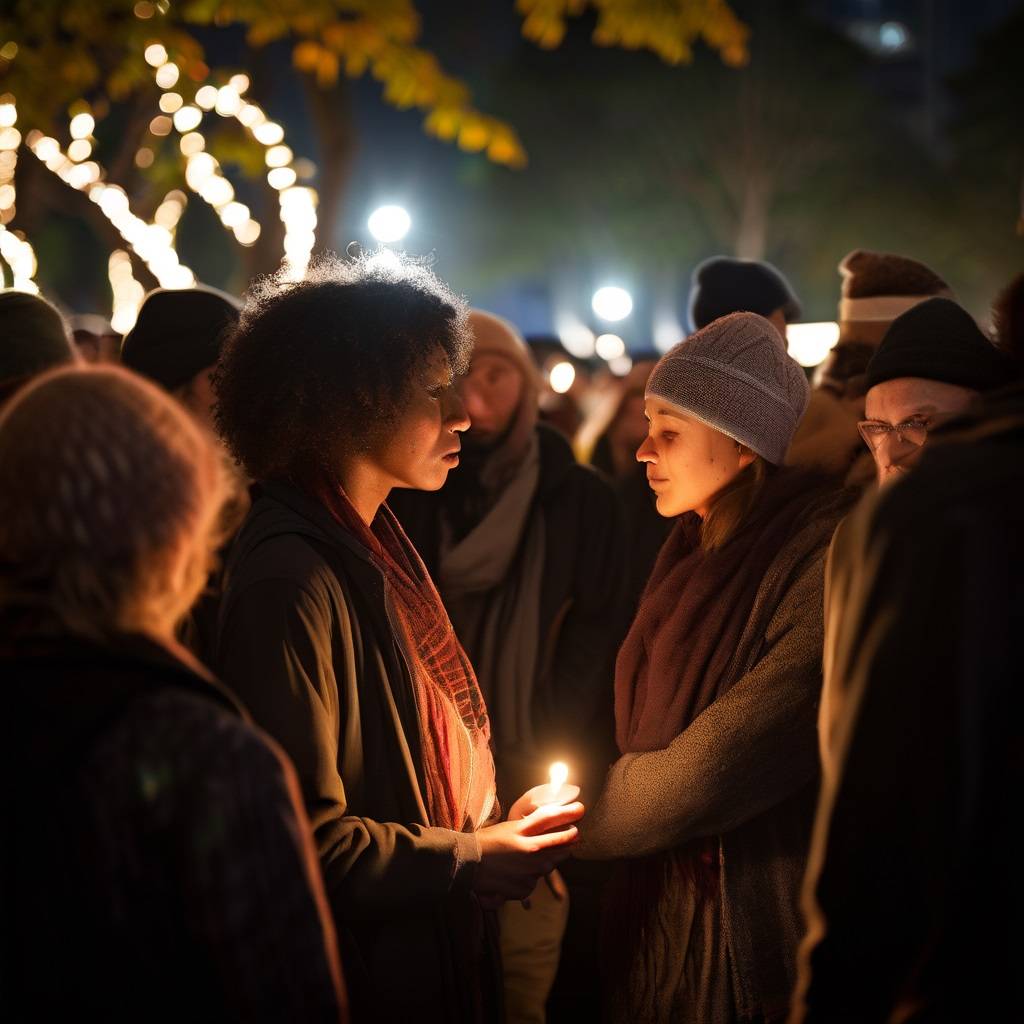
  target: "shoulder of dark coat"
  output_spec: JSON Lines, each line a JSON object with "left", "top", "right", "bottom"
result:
{"left": 222, "top": 495, "right": 359, "bottom": 614}
{"left": 93, "top": 685, "right": 298, "bottom": 815}
{"left": 536, "top": 423, "right": 618, "bottom": 505}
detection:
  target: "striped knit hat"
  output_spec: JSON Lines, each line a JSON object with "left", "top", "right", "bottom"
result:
{"left": 646, "top": 312, "right": 809, "bottom": 465}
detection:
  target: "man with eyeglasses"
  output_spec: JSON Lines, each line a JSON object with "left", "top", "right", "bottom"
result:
{"left": 817, "top": 295, "right": 1015, "bottom": 781}
{"left": 792, "top": 341, "right": 1024, "bottom": 1024}
{"left": 856, "top": 296, "right": 1015, "bottom": 486}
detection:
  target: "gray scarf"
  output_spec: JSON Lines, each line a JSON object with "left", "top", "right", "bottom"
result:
{"left": 439, "top": 434, "right": 545, "bottom": 783}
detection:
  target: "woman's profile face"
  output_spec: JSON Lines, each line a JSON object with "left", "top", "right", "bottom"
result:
{"left": 636, "top": 402, "right": 751, "bottom": 518}
{"left": 370, "top": 353, "right": 471, "bottom": 493}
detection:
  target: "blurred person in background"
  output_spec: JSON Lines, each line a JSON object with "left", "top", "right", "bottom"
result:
{"left": 787, "top": 250, "right": 952, "bottom": 486}
{"left": 121, "top": 284, "right": 241, "bottom": 435}
{"left": 121, "top": 284, "right": 248, "bottom": 663}
{"left": 688, "top": 255, "right": 802, "bottom": 337}
{"left": 0, "top": 289, "right": 77, "bottom": 405}
{"left": 69, "top": 312, "right": 121, "bottom": 364}
{"left": 1, "top": 364, "right": 347, "bottom": 1022}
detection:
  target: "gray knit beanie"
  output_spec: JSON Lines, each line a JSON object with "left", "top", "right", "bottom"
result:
{"left": 646, "top": 312, "right": 809, "bottom": 465}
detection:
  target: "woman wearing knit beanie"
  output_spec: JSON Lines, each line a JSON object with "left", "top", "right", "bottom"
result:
{"left": 1, "top": 364, "right": 347, "bottom": 1019}
{"left": 574, "top": 312, "right": 854, "bottom": 1024}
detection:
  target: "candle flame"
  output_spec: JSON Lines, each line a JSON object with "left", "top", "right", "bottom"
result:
{"left": 548, "top": 761, "right": 569, "bottom": 791}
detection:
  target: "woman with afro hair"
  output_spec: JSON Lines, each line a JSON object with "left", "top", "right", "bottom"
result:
{"left": 213, "top": 251, "right": 583, "bottom": 1024}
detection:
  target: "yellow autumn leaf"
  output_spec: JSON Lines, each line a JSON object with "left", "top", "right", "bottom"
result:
{"left": 457, "top": 116, "right": 489, "bottom": 152}
{"left": 487, "top": 128, "right": 527, "bottom": 168}
{"left": 521, "top": 11, "right": 566, "bottom": 50}
{"left": 316, "top": 48, "right": 340, "bottom": 87}
{"left": 322, "top": 22, "right": 349, "bottom": 51}
{"left": 345, "top": 50, "right": 369, "bottom": 76}
{"left": 292, "top": 40, "right": 322, "bottom": 73}
{"left": 424, "top": 106, "right": 461, "bottom": 141}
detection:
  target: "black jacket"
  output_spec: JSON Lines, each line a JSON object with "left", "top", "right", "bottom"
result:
{"left": 390, "top": 425, "right": 631, "bottom": 804}
{"left": 2, "top": 631, "right": 345, "bottom": 1022}
{"left": 214, "top": 482, "right": 496, "bottom": 1024}
{"left": 794, "top": 385, "right": 1024, "bottom": 1022}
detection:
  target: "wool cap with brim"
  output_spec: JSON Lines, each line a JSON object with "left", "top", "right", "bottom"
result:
{"left": 688, "top": 256, "right": 801, "bottom": 332}
{"left": 647, "top": 311, "right": 810, "bottom": 465}
{"left": 121, "top": 285, "right": 241, "bottom": 392}
{"left": 838, "top": 249, "right": 951, "bottom": 324}
{"left": 865, "top": 297, "right": 1016, "bottom": 393}
{"left": 1, "top": 289, "right": 76, "bottom": 386}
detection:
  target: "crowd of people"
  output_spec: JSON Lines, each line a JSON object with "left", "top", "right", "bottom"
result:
{"left": 1, "top": 246, "right": 1021, "bottom": 1023}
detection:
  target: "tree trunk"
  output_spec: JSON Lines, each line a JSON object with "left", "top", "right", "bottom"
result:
{"left": 302, "top": 72, "right": 356, "bottom": 253}
{"left": 734, "top": 176, "right": 769, "bottom": 260}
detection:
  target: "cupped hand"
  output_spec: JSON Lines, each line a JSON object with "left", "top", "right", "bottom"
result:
{"left": 472, "top": 801, "right": 584, "bottom": 903}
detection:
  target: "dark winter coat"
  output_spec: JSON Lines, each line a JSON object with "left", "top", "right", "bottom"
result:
{"left": 793, "top": 385, "right": 1024, "bottom": 1023}
{"left": 214, "top": 482, "right": 497, "bottom": 1024}
{"left": 2, "top": 630, "right": 346, "bottom": 1022}
{"left": 390, "top": 424, "right": 631, "bottom": 805}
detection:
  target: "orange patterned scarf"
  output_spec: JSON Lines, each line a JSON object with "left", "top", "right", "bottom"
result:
{"left": 313, "top": 480, "right": 496, "bottom": 831}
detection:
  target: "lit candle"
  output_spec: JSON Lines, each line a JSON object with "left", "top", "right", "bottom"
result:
{"left": 547, "top": 761, "right": 569, "bottom": 803}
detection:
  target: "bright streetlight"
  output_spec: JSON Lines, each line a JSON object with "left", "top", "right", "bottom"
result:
{"left": 592, "top": 285, "right": 633, "bottom": 322}
{"left": 368, "top": 204, "right": 411, "bottom": 243}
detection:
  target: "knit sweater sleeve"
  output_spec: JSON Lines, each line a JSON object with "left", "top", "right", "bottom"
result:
{"left": 575, "top": 546, "right": 825, "bottom": 861}
{"left": 217, "top": 572, "right": 480, "bottom": 920}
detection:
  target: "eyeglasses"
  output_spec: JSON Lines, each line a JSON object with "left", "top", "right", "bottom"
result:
{"left": 857, "top": 416, "right": 933, "bottom": 451}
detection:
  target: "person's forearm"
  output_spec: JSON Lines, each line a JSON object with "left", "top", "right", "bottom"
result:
{"left": 577, "top": 640, "right": 820, "bottom": 859}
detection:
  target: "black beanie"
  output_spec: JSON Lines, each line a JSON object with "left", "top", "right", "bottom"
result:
{"left": 1, "top": 290, "right": 77, "bottom": 387}
{"left": 688, "top": 256, "right": 801, "bottom": 332}
{"left": 121, "top": 286, "right": 241, "bottom": 392}
{"left": 866, "top": 297, "right": 1016, "bottom": 393}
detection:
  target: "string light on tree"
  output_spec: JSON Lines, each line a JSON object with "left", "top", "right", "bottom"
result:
{"left": 108, "top": 250, "right": 145, "bottom": 334}
{"left": 142, "top": 45, "right": 319, "bottom": 267}
{"left": 25, "top": 129, "right": 196, "bottom": 294}
{"left": 0, "top": 95, "right": 38, "bottom": 290}
{"left": 154, "top": 61, "right": 179, "bottom": 89}
{"left": 144, "top": 43, "right": 168, "bottom": 67}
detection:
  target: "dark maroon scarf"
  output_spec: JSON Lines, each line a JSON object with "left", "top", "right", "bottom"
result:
{"left": 616, "top": 468, "right": 827, "bottom": 756}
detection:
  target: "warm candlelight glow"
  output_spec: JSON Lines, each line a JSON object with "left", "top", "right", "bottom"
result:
{"left": 549, "top": 761, "right": 569, "bottom": 791}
